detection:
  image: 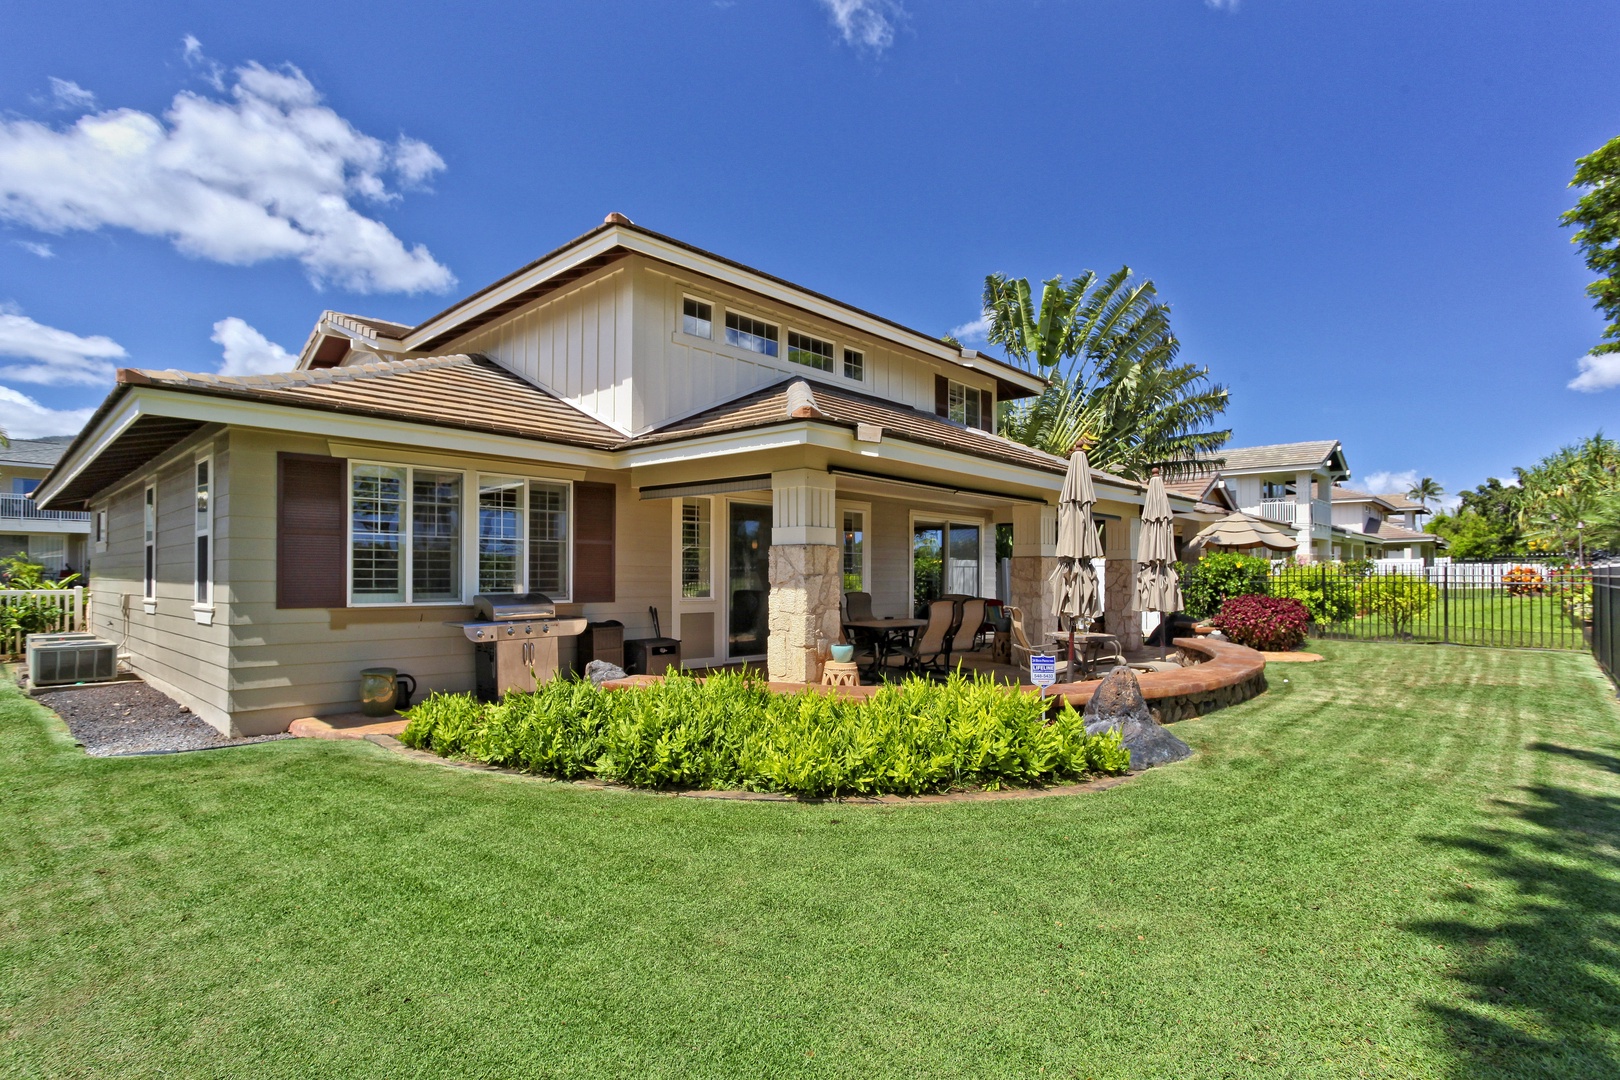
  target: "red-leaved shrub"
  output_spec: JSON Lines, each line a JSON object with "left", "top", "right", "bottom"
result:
{"left": 1212, "top": 594, "right": 1310, "bottom": 652}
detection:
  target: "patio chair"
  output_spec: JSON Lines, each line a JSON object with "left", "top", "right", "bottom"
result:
{"left": 843, "top": 591, "right": 875, "bottom": 623}
{"left": 1008, "top": 605, "right": 1070, "bottom": 683}
{"left": 884, "top": 598, "right": 957, "bottom": 675}
{"left": 948, "top": 598, "right": 988, "bottom": 659}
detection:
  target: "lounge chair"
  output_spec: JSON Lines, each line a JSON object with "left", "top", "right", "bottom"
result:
{"left": 948, "top": 598, "right": 988, "bottom": 660}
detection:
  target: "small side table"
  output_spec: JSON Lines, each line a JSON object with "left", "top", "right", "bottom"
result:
{"left": 991, "top": 630, "right": 1012, "bottom": 663}
{"left": 821, "top": 661, "right": 861, "bottom": 687}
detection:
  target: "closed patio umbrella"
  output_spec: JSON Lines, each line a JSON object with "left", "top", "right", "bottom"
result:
{"left": 1134, "top": 468, "right": 1183, "bottom": 658}
{"left": 1050, "top": 447, "right": 1105, "bottom": 679}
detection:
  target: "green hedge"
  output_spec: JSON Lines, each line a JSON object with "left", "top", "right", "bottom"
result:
{"left": 400, "top": 669, "right": 1131, "bottom": 797}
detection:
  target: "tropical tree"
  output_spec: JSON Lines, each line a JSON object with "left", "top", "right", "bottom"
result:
{"left": 984, "top": 269, "right": 1230, "bottom": 479}
{"left": 1516, "top": 433, "right": 1620, "bottom": 554}
{"left": 1406, "top": 477, "right": 1445, "bottom": 509}
{"left": 1564, "top": 135, "right": 1620, "bottom": 357}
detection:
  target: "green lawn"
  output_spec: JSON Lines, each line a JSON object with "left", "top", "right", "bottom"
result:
{"left": 3, "top": 643, "right": 1619, "bottom": 1078}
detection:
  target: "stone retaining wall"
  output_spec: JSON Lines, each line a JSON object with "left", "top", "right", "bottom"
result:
{"left": 603, "top": 638, "right": 1268, "bottom": 726}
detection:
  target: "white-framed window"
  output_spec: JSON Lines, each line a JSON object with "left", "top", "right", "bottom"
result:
{"left": 194, "top": 456, "right": 212, "bottom": 606}
{"left": 843, "top": 348, "right": 864, "bottom": 381}
{"left": 349, "top": 463, "right": 465, "bottom": 605}
{"left": 948, "top": 381, "right": 985, "bottom": 428}
{"left": 472, "top": 476, "right": 573, "bottom": 598}
{"left": 725, "top": 311, "right": 778, "bottom": 356}
{"left": 142, "top": 484, "right": 156, "bottom": 602}
{"left": 787, "top": 330, "right": 834, "bottom": 372}
{"left": 680, "top": 497, "right": 711, "bottom": 598}
{"left": 682, "top": 297, "right": 713, "bottom": 339}
{"left": 1261, "top": 480, "right": 1294, "bottom": 500}
{"left": 94, "top": 508, "right": 108, "bottom": 553}
{"left": 842, "top": 508, "right": 866, "bottom": 592}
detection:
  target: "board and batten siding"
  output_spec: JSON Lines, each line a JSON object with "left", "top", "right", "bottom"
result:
{"left": 87, "top": 432, "right": 233, "bottom": 730}
{"left": 444, "top": 255, "right": 998, "bottom": 437}
{"left": 451, "top": 264, "right": 635, "bottom": 432}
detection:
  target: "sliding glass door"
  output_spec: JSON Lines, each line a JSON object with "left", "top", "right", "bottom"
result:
{"left": 912, "top": 520, "right": 982, "bottom": 615}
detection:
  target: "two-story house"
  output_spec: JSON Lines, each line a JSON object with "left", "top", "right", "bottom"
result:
{"left": 1, "top": 436, "right": 92, "bottom": 578}
{"left": 34, "top": 215, "right": 1202, "bottom": 736}
{"left": 1198, "top": 441, "right": 1350, "bottom": 564}
{"left": 1329, "top": 487, "right": 1440, "bottom": 562}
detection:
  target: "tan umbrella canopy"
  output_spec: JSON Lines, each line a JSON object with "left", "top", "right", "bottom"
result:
{"left": 1050, "top": 448, "right": 1106, "bottom": 629}
{"left": 1135, "top": 470, "right": 1182, "bottom": 652}
{"left": 1192, "top": 511, "right": 1299, "bottom": 553}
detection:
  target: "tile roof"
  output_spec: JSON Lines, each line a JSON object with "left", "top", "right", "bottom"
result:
{"left": 1363, "top": 520, "right": 1440, "bottom": 543}
{"left": 628, "top": 378, "right": 1143, "bottom": 487}
{"left": 0, "top": 435, "right": 75, "bottom": 467}
{"left": 1203, "top": 440, "right": 1343, "bottom": 473}
{"left": 327, "top": 311, "right": 411, "bottom": 339}
{"left": 122, "top": 355, "right": 623, "bottom": 450}
{"left": 1332, "top": 486, "right": 1431, "bottom": 514}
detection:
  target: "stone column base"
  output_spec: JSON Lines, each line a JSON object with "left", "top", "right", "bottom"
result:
{"left": 767, "top": 543, "right": 842, "bottom": 684}
{"left": 1104, "top": 558, "right": 1143, "bottom": 652}
{"left": 1010, "top": 555, "right": 1059, "bottom": 644}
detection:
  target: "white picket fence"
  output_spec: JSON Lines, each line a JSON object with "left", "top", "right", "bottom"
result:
{"left": 1, "top": 587, "right": 88, "bottom": 657}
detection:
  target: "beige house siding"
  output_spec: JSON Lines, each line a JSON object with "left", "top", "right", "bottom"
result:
{"left": 87, "top": 431, "right": 233, "bottom": 729}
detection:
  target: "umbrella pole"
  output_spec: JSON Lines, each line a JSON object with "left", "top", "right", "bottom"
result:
{"left": 1067, "top": 623, "right": 1076, "bottom": 681}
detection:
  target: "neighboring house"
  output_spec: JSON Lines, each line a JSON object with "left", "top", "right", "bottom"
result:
{"left": 1329, "top": 487, "right": 1442, "bottom": 562}
{"left": 1196, "top": 440, "right": 1351, "bottom": 563}
{"left": 0, "top": 437, "right": 92, "bottom": 577}
{"left": 35, "top": 214, "right": 1204, "bottom": 736}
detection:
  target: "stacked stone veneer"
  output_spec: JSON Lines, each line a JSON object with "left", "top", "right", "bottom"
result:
{"left": 1103, "top": 558, "right": 1143, "bottom": 651}
{"left": 1147, "top": 669, "right": 1267, "bottom": 724}
{"left": 766, "top": 544, "right": 842, "bottom": 684}
{"left": 1009, "top": 555, "right": 1059, "bottom": 644}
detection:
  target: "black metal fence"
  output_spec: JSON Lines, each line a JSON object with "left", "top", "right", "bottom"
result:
{"left": 1270, "top": 560, "right": 1592, "bottom": 652}
{"left": 1595, "top": 563, "right": 1619, "bottom": 687}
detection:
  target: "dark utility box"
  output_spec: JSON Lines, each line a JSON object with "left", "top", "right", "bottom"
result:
{"left": 624, "top": 637, "right": 680, "bottom": 676}
{"left": 576, "top": 620, "right": 625, "bottom": 673}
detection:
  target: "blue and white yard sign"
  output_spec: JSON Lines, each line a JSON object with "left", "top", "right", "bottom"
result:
{"left": 1029, "top": 654, "right": 1057, "bottom": 690}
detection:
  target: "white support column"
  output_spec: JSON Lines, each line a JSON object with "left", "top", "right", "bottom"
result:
{"left": 1294, "top": 469, "right": 1315, "bottom": 563}
{"left": 767, "top": 470, "right": 842, "bottom": 683}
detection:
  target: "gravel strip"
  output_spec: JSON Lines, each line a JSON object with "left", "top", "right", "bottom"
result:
{"left": 30, "top": 680, "right": 291, "bottom": 757}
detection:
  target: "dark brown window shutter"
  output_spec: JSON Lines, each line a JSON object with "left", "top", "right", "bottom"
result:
{"left": 573, "top": 481, "right": 616, "bottom": 604}
{"left": 935, "top": 374, "right": 949, "bottom": 417}
{"left": 981, "top": 390, "right": 995, "bottom": 432}
{"left": 277, "top": 453, "right": 346, "bottom": 609}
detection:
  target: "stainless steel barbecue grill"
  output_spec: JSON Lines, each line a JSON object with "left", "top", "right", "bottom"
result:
{"left": 456, "top": 593, "right": 588, "bottom": 699}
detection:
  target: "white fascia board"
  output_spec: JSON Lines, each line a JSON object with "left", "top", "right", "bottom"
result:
{"left": 32, "top": 396, "right": 145, "bottom": 508}
{"left": 620, "top": 423, "right": 817, "bottom": 469}
{"left": 404, "top": 229, "right": 627, "bottom": 351}
{"left": 39, "top": 390, "right": 618, "bottom": 507}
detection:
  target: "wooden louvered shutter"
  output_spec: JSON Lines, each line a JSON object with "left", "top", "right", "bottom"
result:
{"left": 277, "top": 453, "right": 347, "bottom": 609}
{"left": 981, "top": 390, "right": 996, "bottom": 432}
{"left": 572, "top": 481, "right": 616, "bottom": 604}
{"left": 935, "top": 374, "right": 949, "bottom": 418}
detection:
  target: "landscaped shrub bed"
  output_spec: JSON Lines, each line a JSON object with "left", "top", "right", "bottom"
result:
{"left": 1212, "top": 594, "right": 1310, "bottom": 651}
{"left": 1179, "top": 552, "right": 1272, "bottom": 618}
{"left": 400, "top": 670, "right": 1131, "bottom": 797}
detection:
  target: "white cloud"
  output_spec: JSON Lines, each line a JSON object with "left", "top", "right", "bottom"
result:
{"left": 0, "top": 385, "right": 96, "bottom": 439}
{"left": 820, "top": 0, "right": 904, "bottom": 51}
{"left": 1205, "top": 0, "right": 1240, "bottom": 10}
{"left": 48, "top": 78, "right": 96, "bottom": 111}
{"left": 0, "top": 59, "right": 454, "bottom": 294}
{"left": 0, "top": 306, "right": 126, "bottom": 385}
{"left": 1569, "top": 351, "right": 1620, "bottom": 392}
{"left": 182, "top": 34, "right": 225, "bottom": 91}
{"left": 949, "top": 314, "right": 990, "bottom": 343}
{"left": 15, "top": 240, "right": 54, "bottom": 258}
{"left": 211, "top": 316, "right": 294, "bottom": 376}
{"left": 1362, "top": 469, "right": 1420, "bottom": 497}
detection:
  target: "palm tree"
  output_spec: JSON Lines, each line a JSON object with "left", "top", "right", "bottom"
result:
{"left": 985, "top": 269, "right": 1230, "bottom": 479}
{"left": 1406, "top": 477, "right": 1444, "bottom": 509}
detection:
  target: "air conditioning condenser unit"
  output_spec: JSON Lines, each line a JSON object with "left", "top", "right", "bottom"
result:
{"left": 28, "top": 636, "right": 119, "bottom": 687}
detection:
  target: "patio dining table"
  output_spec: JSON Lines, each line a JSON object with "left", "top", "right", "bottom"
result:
{"left": 843, "top": 618, "right": 928, "bottom": 679}
{"left": 1049, "top": 630, "right": 1125, "bottom": 679}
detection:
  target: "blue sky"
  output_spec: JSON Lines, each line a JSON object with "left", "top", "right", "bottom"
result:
{"left": 2, "top": 1, "right": 1617, "bottom": 501}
